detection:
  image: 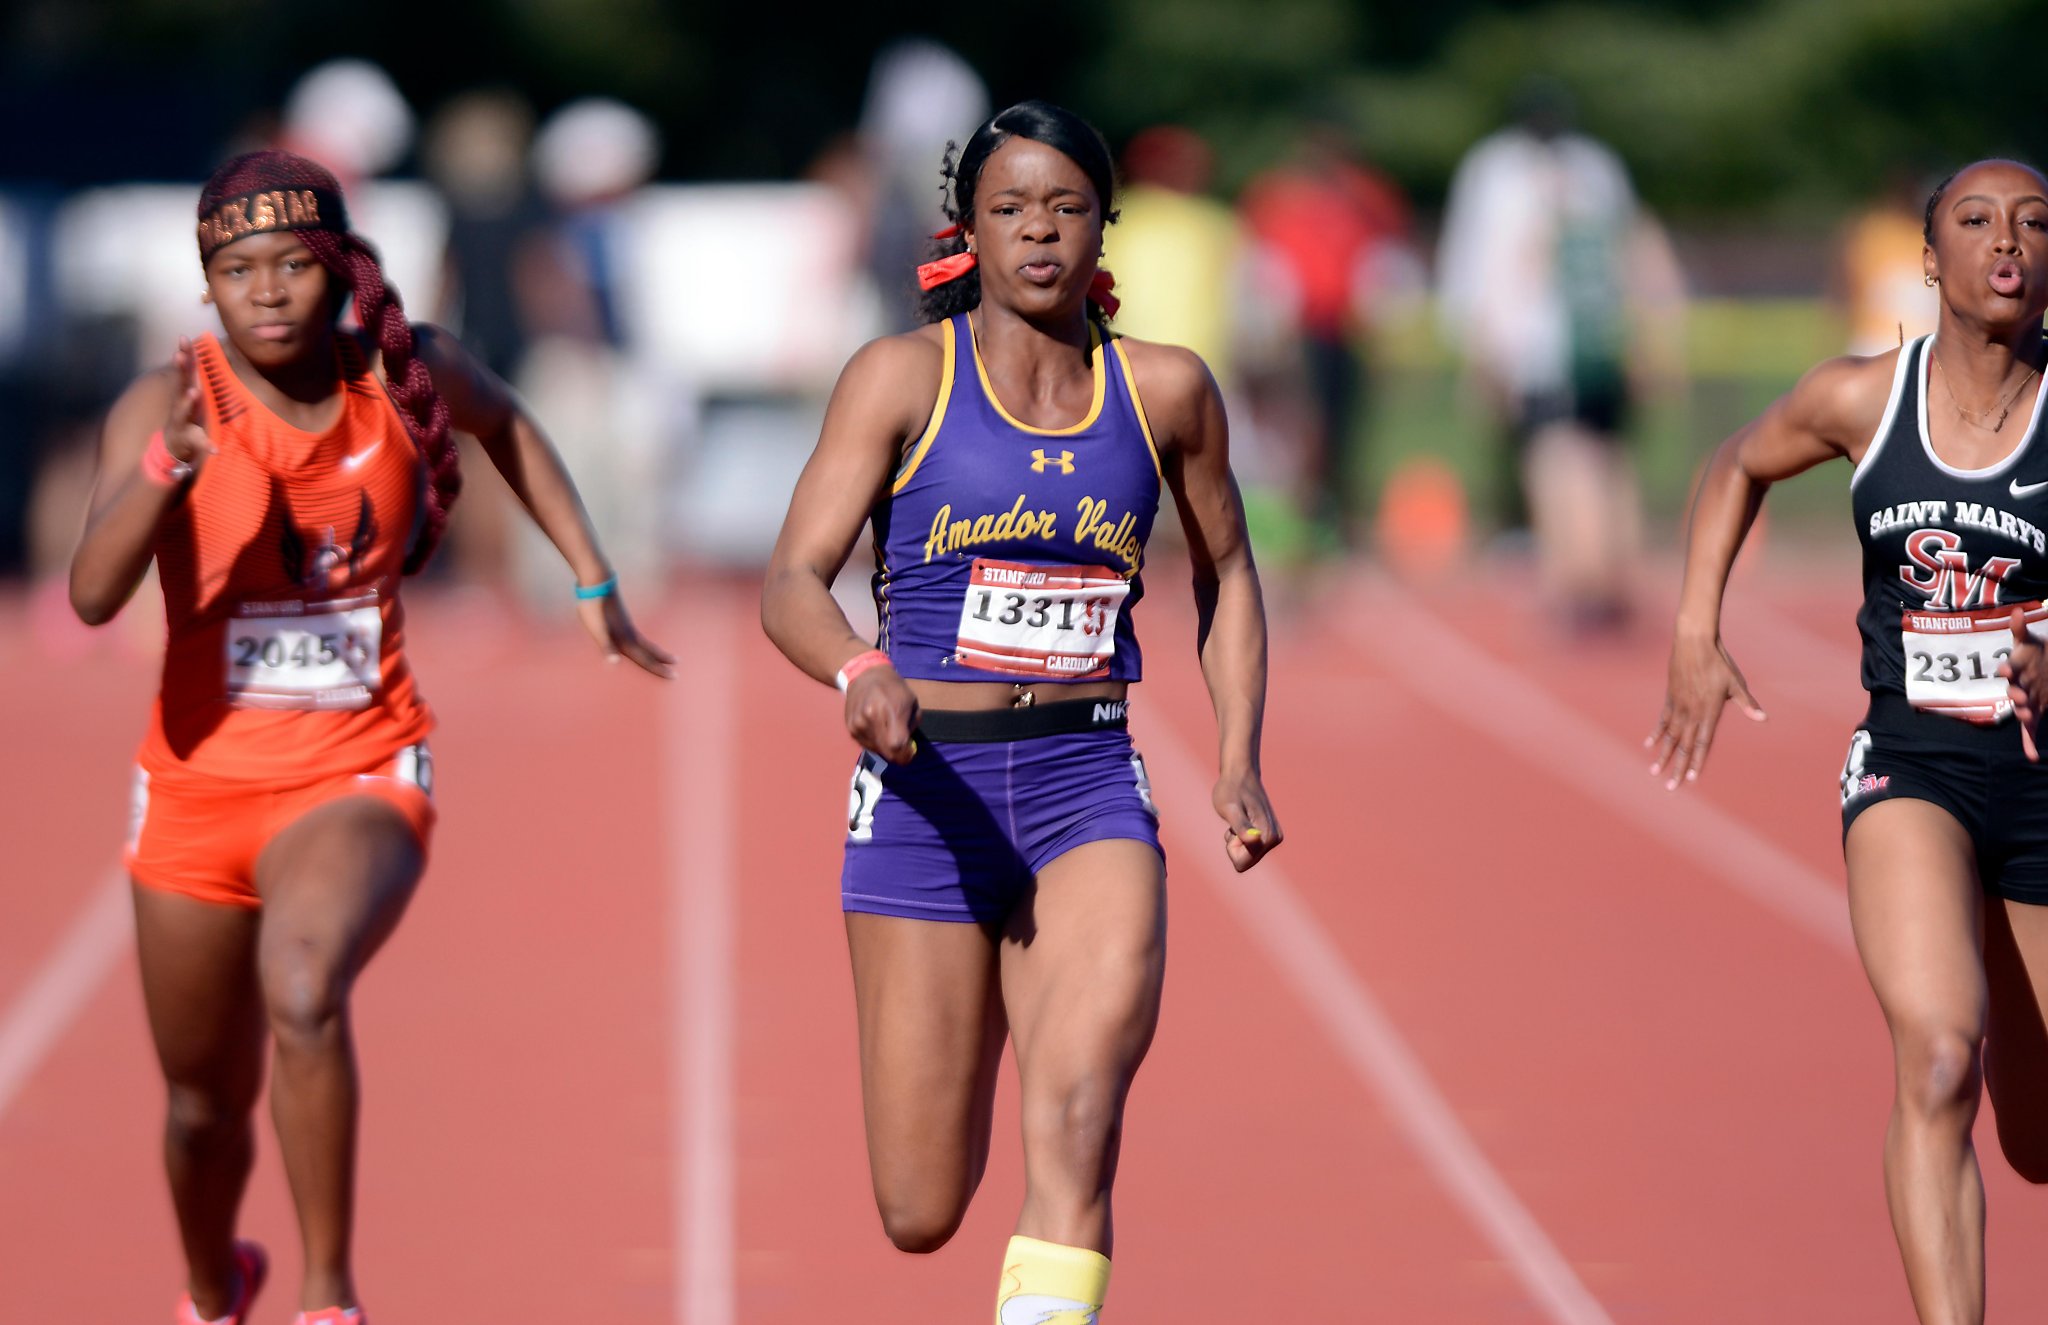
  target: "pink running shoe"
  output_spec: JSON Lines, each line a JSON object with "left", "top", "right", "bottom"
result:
{"left": 293, "top": 1312, "right": 365, "bottom": 1325}
{"left": 173, "top": 1240, "right": 267, "bottom": 1325}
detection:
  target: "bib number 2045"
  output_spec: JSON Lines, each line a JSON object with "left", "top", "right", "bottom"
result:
{"left": 225, "top": 598, "right": 382, "bottom": 710}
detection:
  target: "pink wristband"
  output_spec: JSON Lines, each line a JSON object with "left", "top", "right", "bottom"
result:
{"left": 140, "top": 430, "right": 192, "bottom": 487}
{"left": 835, "top": 648, "right": 893, "bottom": 693}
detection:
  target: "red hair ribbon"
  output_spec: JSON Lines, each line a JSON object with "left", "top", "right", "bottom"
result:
{"left": 913, "top": 250, "right": 1122, "bottom": 316}
{"left": 931, "top": 223, "right": 962, "bottom": 240}
{"left": 916, "top": 251, "right": 977, "bottom": 291}
{"left": 1089, "top": 269, "right": 1119, "bottom": 317}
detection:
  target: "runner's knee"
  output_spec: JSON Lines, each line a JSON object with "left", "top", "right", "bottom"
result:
{"left": 260, "top": 948, "right": 350, "bottom": 1049}
{"left": 1022, "top": 1071, "right": 1123, "bottom": 1180}
{"left": 875, "top": 1189, "right": 969, "bottom": 1254}
{"left": 1896, "top": 1026, "right": 1983, "bottom": 1122}
{"left": 165, "top": 1078, "right": 257, "bottom": 1138}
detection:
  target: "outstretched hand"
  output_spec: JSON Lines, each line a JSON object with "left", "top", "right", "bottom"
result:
{"left": 164, "top": 337, "right": 215, "bottom": 468}
{"left": 1215, "top": 771, "right": 1281, "bottom": 873}
{"left": 1998, "top": 606, "right": 2046, "bottom": 761}
{"left": 1648, "top": 630, "right": 1767, "bottom": 790}
{"left": 577, "top": 590, "right": 675, "bottom": 678}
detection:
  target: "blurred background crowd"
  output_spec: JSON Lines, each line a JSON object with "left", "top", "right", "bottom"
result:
{"left": 4, "top": 0, "right": 2043, "bottom": 641}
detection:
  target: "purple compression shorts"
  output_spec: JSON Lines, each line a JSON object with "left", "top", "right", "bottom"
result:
{"left": 841, "top": 698, "right": 1163, "bottom": 924}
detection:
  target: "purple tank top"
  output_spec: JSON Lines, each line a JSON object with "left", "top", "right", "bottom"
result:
{"left": 871, "top": 313, "right": 1163, "bottom": 683}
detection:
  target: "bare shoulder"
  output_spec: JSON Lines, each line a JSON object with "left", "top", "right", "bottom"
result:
{"left": 1786, "top": 347, "right": 1902, "bottom": 450}
{"left": 1116, "top": 337, "right": 1221, "bottom": 448}
{"left": 829, "top": 323, "right": 949, "bottom": 432}
{"left": 844, "top": 322, "right": 947, "bottom": 383}
{"left": 108, "top": 364, "right": 182, "bottom": 424}
{"left": 393, "top": 321, "right": 476, "bottom": 380}
{"left": 1117, "top": 336, "right": 1216, "bottom": 402}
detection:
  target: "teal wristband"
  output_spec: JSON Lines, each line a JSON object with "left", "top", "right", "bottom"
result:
{"left": 573, "top": 575, "right": 618, "bottom": 601}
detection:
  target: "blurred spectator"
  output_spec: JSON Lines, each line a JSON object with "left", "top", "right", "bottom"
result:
{"left": 1437, "top": 79, "right": 1685, "bottom": 631}
{"left": 511, "top": 97, "right": 668, "bottom": 604}
{"left": 279, "top": 59, "right": 415, "bottom": 191}
{"left": 1834, "top": 168, "right": 1940, "bottom": 356}
{"left": 0, "top": 195, "right": 37, "bottom": 577}
{"left": 1240, "top": 120, "right": 1414, "bottom": 551}
{"left": 425, "top": 90, "right": 549, "bottom": 378}
{"left": 1111, "top": 126, "right": 1243, "bottom": 383}
{"left": 422, "top": 89, "right": 555, "bottom": 592}
{"left": 857, "top": 38, "right": 989, "bottom": 327}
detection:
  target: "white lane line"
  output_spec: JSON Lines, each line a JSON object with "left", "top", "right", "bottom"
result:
{"left": 0, "top": 870, "right": 130, "bottom": 1121}
{"left": 1339, "top": 571, "right": 1854, "bottom": 953}
{"left": 666, "top": 586, "right": 736, "bottom": 1325}
{"left": 1140, "top": 715, "right": 1614, "bottom": 1325}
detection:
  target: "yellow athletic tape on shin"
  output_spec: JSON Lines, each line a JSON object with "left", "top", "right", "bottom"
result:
{"left": 996, "top": 1235, "right": 1111, "bottom": 1325}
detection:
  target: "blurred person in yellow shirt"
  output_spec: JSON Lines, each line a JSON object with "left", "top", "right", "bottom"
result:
{"left": 1108, "top": 127, "right": 1243, "bottom": 384}
{"left": 1836, "top": 169, "right": 1941, "bottom": 356}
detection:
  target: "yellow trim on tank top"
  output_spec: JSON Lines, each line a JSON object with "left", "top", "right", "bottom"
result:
{"left": 890, "top": 319, "right": 957, "bottom": 494}
{"left": 1109, "top": 336, "right": 1164, "bottom": 481}
{"left": 966, "top": 315, "right": 1107, "bottom": 436}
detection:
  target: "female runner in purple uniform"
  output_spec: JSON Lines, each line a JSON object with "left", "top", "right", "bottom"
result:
{"left": 762, "top": 101, "right": 1279, "bottom": 1320}
{"left": 1653, "top": 158, "right": 2048, "bottom": 1324}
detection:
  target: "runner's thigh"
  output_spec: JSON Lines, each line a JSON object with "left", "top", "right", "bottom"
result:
{"left": 844, "top": 913, "right": 1006, "bottom": 1205}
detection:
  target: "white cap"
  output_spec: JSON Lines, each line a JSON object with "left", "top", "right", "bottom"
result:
{"left": 533, "top": 98, "right": 662, "bottom": 205}
{"left": 283, "top": 58, "right": 416, "bottom": 178}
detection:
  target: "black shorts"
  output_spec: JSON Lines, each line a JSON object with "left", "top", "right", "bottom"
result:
{"left": 1512, "top": 373, "right": 1629, "bottom": 446}
{"left": 1841, "top": 691, "right": 2048, "bottom": 905}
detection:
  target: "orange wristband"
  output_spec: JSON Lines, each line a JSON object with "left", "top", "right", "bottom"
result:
{"left": 140, "top": 430, "right": 192, "bottom": 487}
{"left": 835, "top": 649, "right": 893, "bottom": 693}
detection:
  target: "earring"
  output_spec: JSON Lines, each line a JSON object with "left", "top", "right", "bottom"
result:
{"left": 1925, "top": 274, "right": 1939, "bottom": 287}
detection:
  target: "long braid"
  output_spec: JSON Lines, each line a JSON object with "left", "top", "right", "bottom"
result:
{"left": 297, "top": 228, "right": 460, "bottom": 572}
{"left": 197, "top": 150, "right": 461, "bottom": 574}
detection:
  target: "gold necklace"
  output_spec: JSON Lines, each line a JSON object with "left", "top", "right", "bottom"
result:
{"left": 1933, "top": 342, "right": 2044, "bottom": 432}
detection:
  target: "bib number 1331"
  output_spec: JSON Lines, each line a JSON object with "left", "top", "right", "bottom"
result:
{"left": 954, "top": 558, "right": 1129, "bottom": 679}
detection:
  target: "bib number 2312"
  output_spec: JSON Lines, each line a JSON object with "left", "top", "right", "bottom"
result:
{"left": 1902, "top": 600, "right": 2048, "bottom": 722}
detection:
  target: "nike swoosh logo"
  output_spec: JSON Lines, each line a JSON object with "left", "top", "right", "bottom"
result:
{"left": 341, "top": 442, "right": 381, "bottom": 472}
{"left": 2012, "top": 478, "right": 2048, "bottom": 498}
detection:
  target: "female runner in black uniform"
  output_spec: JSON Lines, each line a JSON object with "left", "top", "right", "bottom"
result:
{"left": 1654, "top": 158, "right": 2048, "bottom": 1324}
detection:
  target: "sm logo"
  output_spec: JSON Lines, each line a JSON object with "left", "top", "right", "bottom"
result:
{"left": 1030, "top": 449, "right": 1076, "bottom": 475}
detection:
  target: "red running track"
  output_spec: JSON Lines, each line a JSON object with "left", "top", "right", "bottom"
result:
{"left": 5, "top": 551, "right": 2048, "bottom": 1322}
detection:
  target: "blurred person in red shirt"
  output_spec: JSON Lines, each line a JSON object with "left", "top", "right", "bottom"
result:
{"left": 1240, "top": 118, "right": 1413, "bottom": 551}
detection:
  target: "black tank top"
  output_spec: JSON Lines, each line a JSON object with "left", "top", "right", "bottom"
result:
{"left": 1854, "top": 335, "right": 2048, "bottom": 722}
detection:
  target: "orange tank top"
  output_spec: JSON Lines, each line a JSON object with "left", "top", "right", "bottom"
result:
{"left": 139, "top": 333, "right": 433, "bottom": 787}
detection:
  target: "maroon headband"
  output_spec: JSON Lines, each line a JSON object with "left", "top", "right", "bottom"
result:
{"left": 196, "top": 186, "right": 349, "bottom": 264}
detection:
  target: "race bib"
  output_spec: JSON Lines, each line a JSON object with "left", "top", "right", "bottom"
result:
{"left": 954, "top": 559, "right": 1129, "bottom": 679}
{"left": 1901, "top": 600, "right": 2048, "bottom": 722}
{"left": 225, "top": 594, "right": 382, "bottom": 710}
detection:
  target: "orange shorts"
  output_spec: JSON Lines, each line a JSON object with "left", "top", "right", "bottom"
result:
{"left": 126, "top": 743, "right": 436, "bottom": 908}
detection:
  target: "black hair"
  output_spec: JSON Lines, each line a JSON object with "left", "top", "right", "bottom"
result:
{"left": 917, "top": 100, "right": 1120, "bottom": 326}
{"left": 1923, "top": 158, "right": 2048, "bottom": 243}
{"left": 1923, "top": 168, "right": 1963, "bottom": 244}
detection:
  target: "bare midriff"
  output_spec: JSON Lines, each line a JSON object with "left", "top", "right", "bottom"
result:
{"left": 906, "top": 677, "right": 1129, "bottom": 712}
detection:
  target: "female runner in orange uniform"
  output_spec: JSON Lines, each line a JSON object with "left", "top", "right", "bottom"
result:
{"left": 69, "top": 151, "right": 671, "bottom": 1325}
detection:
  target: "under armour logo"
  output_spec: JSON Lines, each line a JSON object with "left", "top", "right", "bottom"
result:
{"left": 1030, "top": 449, "right": 1076, "bottom": 475}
